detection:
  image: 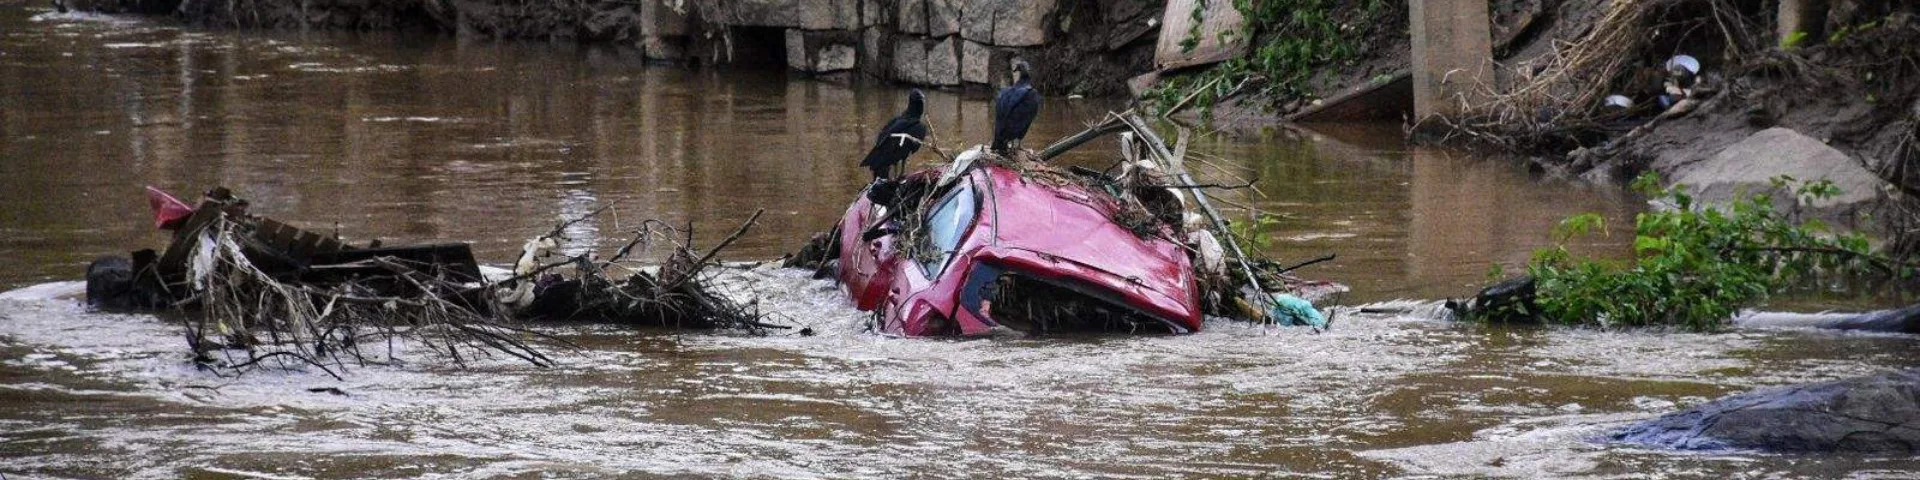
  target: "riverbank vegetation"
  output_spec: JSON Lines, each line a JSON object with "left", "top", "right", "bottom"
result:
{"left": 1465, "top": 174, "right": 1913, "bottom": 330}
{"left": 1146, "top": 0, "right": 1400, "bottom": 117}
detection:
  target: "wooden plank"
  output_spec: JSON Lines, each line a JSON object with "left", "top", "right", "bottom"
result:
{"left": 256, "top": 219, "right": 298, "bottom": 252}
{"left": 307, "top": 243, "right": 483, "bottom": 284}
{"left": 315, "top": 235, "right": 345, "bottom": 254}
{"left": 290, "top": 231, "right": 323, "bottom": 261}
{"left": 1154, "top": 0, "right": 1250, "bottom": 70}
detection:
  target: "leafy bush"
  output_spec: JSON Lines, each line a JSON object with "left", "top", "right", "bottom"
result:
{"left": 1521, "top": 173, "right": 1896, "bottom": 330}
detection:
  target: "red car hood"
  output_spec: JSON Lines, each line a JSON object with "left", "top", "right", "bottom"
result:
{"left": 973, "top": 167, "right": 1199, "bottom": 328}
{"left": 836, "top": 162, "right": 1203, "bottom": 335}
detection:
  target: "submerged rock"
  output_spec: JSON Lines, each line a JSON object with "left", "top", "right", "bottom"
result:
{"left": 1613, "top": 369, "right": 1920, "bottom": 453}
{"left": 1816, "top": 303, "right": 1920, "bottom": 333}
{"left": 1739, "top": 303, "right": 1920, "bottom": 334}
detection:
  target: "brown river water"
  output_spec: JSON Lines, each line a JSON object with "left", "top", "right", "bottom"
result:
{"left": 4, "top": 3, "right": 1919, "bottom": 479}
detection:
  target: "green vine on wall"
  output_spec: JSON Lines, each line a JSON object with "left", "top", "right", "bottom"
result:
{"left": 1150, "top": 0, "right": 1390, "bottom": 116}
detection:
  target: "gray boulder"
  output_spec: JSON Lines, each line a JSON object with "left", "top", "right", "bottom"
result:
{"left": 1817, "top": 303, "right": 1920, "bottom": 333}
{"left": 960, "top": 0, "right": 994, "bottom": 44}
{"left": 860, "top": 27, "right": 893, "bottom": 77}
{"left": 64, "top": 0, "right": 175, "bottom": 14}
{"left": 785, "top": 29, "right": 859, "bottom": 73}
{"left": 958, "top": 0, "right": 1057, "bottom": 46}
{"left": 893, "top": 38, "right": 929, "bottom": 84}
{"left": 925, "top": 36, "right": 960, "bottom": 86}
{"left": 1737, "top": 303, "right": 1920, "bottom": 334}
{"left": 1614, "top": 369, "right": 1920, "bottom": 453}
{"left": 696, "top": 0, "right": 855, "bottom": 30}
{"left": 991, "top": 0, "right": 1056, "bottom": 46}
{"left": 927, "top": 0, "right": 962, "bottom": 37}
{"left": 962, "top": 40, "right": 992, "bottom": 85}
{"left": 898, "top": 0, "right": 928, "bottom": 34}
{"left": 1662, "top": 127, "right": 1889, "bottom": 222}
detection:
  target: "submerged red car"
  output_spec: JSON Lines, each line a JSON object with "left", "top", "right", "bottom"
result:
{"left": 836, "top": 158, "right": 1204, "bottom": 336}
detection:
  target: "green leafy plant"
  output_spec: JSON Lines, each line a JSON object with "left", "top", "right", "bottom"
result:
{"left": 1147, "top": 0, "right": 1390, "bottom": 116}
{"left": 1517, "top": 173, "right": 1896, "bottom": 331}
{"left": 1781, "top": 30, "right": 1810, "bottom": 49}
{"left": 1179, "top": 0, "right": 1208, "bottom": 52}
{"left": 1226, "top": 213, "right": 1282, "bottom": 252}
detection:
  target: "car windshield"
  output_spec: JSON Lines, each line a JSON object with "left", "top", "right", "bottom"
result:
{"left": 920, "top": 181, "right": 977, "bottom": 275}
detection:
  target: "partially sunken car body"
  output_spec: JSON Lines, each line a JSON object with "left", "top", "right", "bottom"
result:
{"left": 836, "top": 154, "right": 1204, "bottom": 336}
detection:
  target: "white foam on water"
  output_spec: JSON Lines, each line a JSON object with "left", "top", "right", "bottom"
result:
{"left": 3, "top": 271, "right": 1918, "bottom": 478}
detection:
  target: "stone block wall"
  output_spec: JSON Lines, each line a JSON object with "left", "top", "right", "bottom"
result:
{"left": 79, "top": 0, "right": 1125, "bottom": 91}
{"left": 694, "top": 0, "right": 1064, "bottom": 88}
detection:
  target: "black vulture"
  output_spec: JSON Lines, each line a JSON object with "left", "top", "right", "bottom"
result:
{"left": 992, "top": 60, "right": 1041, "bottom": 154}
{"left": 859, "top": 89, "right": 928, "bottom": 180}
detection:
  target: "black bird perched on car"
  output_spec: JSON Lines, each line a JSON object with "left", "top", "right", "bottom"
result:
{"left": 860, "top": 89, "right": 928, "bottom": 180}
{"left": 992, "top": 60, "right": 1041, "bottom": 155}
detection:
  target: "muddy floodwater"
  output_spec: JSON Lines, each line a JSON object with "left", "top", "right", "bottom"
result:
{"left": 4, "top": 4, "right": 1920, "bottom": 479}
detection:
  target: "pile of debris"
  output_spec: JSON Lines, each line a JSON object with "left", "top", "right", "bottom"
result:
{"left": 787, "top": 111, "right": 1344, "bottom": 334}
{"left": 88, "top": 187, "right": 775, "bottom": 378}
{"left": 1417, "top": 0, "right": 1765, "bottom": 152}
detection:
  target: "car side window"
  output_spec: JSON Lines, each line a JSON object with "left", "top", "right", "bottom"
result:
{"left": 920, "top": 181, "right": 977, "bottom": 275}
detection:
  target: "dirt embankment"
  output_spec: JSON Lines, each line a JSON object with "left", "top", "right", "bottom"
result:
{"left": 1177, "top": 0, "right": 1565, "bottom": 125}
{"left": 1396, "top": 0, "right": 1919, "bottom": 254}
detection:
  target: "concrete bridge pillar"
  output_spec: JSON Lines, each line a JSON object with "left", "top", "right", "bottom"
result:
{"left": 1410, "top": 0, "right": 1493, "bottom": 121}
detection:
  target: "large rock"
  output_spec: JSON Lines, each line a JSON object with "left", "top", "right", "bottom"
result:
{"left": 861, "top": 27, "right": 893, "bottom": 77}
{"left": 641, "top": 0, "right": 689, "bottom": 36}
{"left": 991, "top": 0, "right": 1056, "bottom": 46}
{"left": 1820, "top": 303, "right": 1920, "bottom": 333}
{"left": 786, "top": 29, "right": 859, "bottom": 73}
{"left": 961, "top": 39, "right": 992, "bottom": 85}
{"left": 927, "top": 0, "right": 963, "bottom": 37}
{"left": 1614, "top": 370, "right": 1920, "bottom": 453}
{"left": 697, "top": 0, "right": 855, "bottom": 30}
{"left": 65, "top": 0, "right": 175, "bottom": 14}
{"left": 925, "top": 36, "right": 960, "bottom": 86}
{"left": 893, "top": 38, "right": 929, "bottom": 84}
{"left": 960, "top": 40, "right": 1017, "bottom": 87}
{"left": 642, "top": 35, "right": 687, "bottom": 60}
{"left": 816, "top": 44, "right": 856, "bottom": 72}
{"left": 1155, "top": 0, "right": 1248, "bottom": 68}
{"left": 634, "top": 0, "right": 689, "bottom": 59}
{"left": 960, "top": 0, "right": 994, "bottom": 44}
{"left": 801, "top": 0, "right": 860, "bottom": 30}
{"left": 785, "top": 29, "right": 810, "bottom": 70}
{"left": 1662, "top": 127, "right": 1888, "bottom": 220}
{"left": 958, "top": 0, "right": 1058, "bottom": 46}
{"left": 898, "top": 0, "right": 928, "bottom": 34}
{"left": 1737, "top": 302, "right": 1920, "bottom": 334}
{"left": 861, "top": 0, "right": 885, "bottom": 27}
